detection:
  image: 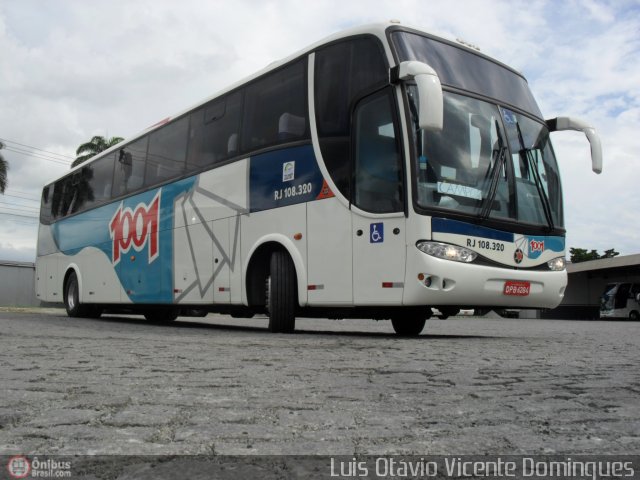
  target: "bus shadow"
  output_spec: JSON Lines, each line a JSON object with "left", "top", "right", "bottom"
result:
{"left": 88, "top": 314, "right": 500, "bottom": 340}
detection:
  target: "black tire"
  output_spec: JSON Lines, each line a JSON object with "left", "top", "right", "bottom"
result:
{"left": 64, "top": 271, "right": 92, "bottom": 318}
{"left": 630, "top": 311, "right": 639, "bottom": 321}
{"left": 266, "top": 250, "right": 297, "bottom": 333}
{"left": 181, "top": 308, "right": 208, "bottom": 317}
{"left": 86, "top": 307, "right": 103, "bottom": 319}
{"left": 391, "top": 317, "right": 426, "bottom": 336}
{"left": 439, "top": 307, "right": 460, "bottom": 319}
{"left": 144, "top": 307, "right": 179, "bottom": 323}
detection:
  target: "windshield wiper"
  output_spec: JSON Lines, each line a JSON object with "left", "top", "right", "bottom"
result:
{"left": 516, "top": 123, "right": 554, "bottom": 231}
{"left": 480, "top": 120, "right": 507, "bottom": 219}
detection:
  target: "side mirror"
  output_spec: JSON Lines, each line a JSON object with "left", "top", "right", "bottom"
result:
{"left": 393, "top": 61, "right": 443, "bottom": 131}
{"left": 546, "top": 117, "right": 603, "bottom": 174}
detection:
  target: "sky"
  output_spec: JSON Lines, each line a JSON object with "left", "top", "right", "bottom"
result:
{"left": 0, "top": 0, "right": 638, "bottom": 262}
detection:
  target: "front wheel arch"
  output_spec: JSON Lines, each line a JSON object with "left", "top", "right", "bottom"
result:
{"left": 245, "top": 239, "right": 305, "bottom": 308}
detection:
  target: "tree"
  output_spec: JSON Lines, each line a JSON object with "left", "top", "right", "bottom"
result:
{"left": 570, "top": 247, "right": 620, "bottom": 263}
{"left": 0, "top": 141, "right": 8, "bottom": 194}
{"left": 72, "top": 135, "right": 123, "bottom": 168}
{"left": 601, "top": 248, "right": 620, "bottom": 259}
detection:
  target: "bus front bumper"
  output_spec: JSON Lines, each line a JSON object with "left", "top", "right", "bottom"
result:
{"left": 403, "top": 251, "right": 567, "bottom": 309}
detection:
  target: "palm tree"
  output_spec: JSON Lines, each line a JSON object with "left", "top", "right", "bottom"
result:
{"left": 0, "top": 141, "right": 8, "bottom": 194}
{"left": 73, "top": 135, "right": 123, "bottom": 168}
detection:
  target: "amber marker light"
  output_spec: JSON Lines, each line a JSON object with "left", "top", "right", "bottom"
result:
{"left": 293, "top": 233, "right": 303, "bottom": 240}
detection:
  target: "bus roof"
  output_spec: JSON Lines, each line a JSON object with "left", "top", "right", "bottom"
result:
{"left": 62, "top": 21, "right": 521, "bottom": 178}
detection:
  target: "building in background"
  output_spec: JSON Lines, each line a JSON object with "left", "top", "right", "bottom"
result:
{"left": 543, "top": 254, "right": 640, "bottom": 319}
{"left": 0, "top": 260, "right": 38, "bottom": 307}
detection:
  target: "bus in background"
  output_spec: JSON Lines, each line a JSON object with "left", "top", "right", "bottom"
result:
{"left": 36, "top": 22, "right": 603, "bottom": 335}
{"left": 600, "top": 283, "right": 640, "bottom": 320}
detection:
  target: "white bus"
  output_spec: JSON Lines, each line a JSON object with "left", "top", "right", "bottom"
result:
{"left": 600, "top": 283, "right": 640, "bottom": 320}
{"left": 36, "top": 23, "right": 603, "bottom": 335}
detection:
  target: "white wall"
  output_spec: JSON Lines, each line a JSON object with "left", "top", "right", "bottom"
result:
{"left": 0, "top": 261, "right": 38, "bottom": 307}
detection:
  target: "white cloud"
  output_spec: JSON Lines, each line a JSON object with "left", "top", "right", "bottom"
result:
{"left": 0, "top": 0, "right": 638, "bottom": 262}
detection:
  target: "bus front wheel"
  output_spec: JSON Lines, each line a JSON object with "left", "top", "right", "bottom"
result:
{"left": 266, "top": 250, "right": 297, "bottom": 333}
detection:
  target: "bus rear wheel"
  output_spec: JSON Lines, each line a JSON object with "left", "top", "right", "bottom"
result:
{"left": 391, "top": 317, "right": 427, "bottom": 336}
{"left": 64, "top": 271, "right": 98, "bottom": 318}
{"left": 144, "top": 307, "right": 179, "bottom": 323}
{"left": 266, "top": 250, "right": 296, "bottom": 333}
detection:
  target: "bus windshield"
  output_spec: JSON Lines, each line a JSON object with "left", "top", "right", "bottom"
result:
{"left": 393, "top": 31, "right": 564, "bottom": 231}
{"left": 407, "top": 88, "right": 564, "bottom": 230}
{"left": 391, "top": 30, "right": 542, "bottom": 116}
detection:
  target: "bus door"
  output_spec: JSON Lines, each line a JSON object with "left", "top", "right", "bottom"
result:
{"left": 351, "top": 88, "right": 407, "bottom": 304}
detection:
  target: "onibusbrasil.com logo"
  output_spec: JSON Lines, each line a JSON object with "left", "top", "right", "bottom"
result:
{"left": 7, "top": 456, "right": 71, "bottom": 478}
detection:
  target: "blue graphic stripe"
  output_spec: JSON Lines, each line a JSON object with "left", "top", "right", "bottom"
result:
{"left": 432, "top": 218, "right": 514, "bottom": 242}
{"left": 52, "top": 177, "right": 197, "bottom": 304}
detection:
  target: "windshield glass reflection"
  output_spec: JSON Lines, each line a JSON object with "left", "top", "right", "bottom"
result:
{"left": 409, "top": 89, "right": 563, "bottom": 229}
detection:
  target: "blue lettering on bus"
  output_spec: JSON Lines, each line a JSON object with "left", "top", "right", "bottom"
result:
{"left": 249, "top": 144, "right": 325, "bottom": 213}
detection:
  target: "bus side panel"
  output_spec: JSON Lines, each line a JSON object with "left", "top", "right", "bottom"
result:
{"left": 172, "top": 161, "right": 248, "bottom": 306}
{"left": 173, "top": 193, "right": 214, "bottom": 305}
{"left": 212, "top": 218, "right": 231, "bottom": 304}
{"left": 46, "top": 256, "right": 61, "bottom": 302}
{"left": 36, "top": 224, "right": 60, "bottom": 302}
{"left": 79, "top": 246, "right": 124, "bottom": 304}
{"left": 35, "top": 258, "right": 46, "bottom": 302}
{"left": 306, "top": 197, "right": 353, "bottom": 305}
{"left": 229, "top": 216, "right": 243, "bottom": 305}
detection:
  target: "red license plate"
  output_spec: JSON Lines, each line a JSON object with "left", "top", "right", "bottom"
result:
{"left": 503, "top": 281, "right": 530, "bottom": 296}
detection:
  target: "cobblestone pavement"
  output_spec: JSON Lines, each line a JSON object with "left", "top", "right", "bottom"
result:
{"left": 0, "top": 309, "right": 638, "bottom": 456}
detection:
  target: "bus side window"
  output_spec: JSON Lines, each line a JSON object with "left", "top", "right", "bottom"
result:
{"left": 40, "top": 185, "right": 52, "bottom": 224}
{"left": 353, "top": 89, "right": 403, "bottom": 213}
{"left": 314, "top": 36, "right": 387, "bottom": 200}
{"left": 83, "top": 153, "right": 115, "bottom": 210}
{"left": 113, "top": 137, "right": 147, "bottom": 196}
{"left": 241, "top": 60, "right": 307, "bottom": 152}
{"left": 50, "top": 179, "right": 64, "bottom": 220}
{"left": 146, "top": 116, "right": 188, "bottom": 187}
{"left": 186, "top": 91, "right": 242, "bottom": 172}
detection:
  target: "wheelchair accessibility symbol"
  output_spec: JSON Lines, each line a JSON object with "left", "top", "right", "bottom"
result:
{"left": 370, "top": 222, "right": 384, "bottom": 243}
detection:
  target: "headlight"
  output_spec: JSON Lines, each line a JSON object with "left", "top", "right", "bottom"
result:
{"left": 547, "top": 256, "right": 566, "bottom": 271}
{"left": 416, "top": 241, "right": 477, "bottom": 263}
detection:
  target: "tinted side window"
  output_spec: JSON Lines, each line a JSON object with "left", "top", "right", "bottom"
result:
{"left": 40, "top": 185, "right": 52, "bottom": 224}
{"left": 242, "top": 60, "right": 308, "bottom": 152}
{"left": 69, "top": 168, "right": 93, "bottom": 214}
{"left": 147, "top": 116, "right": 188, "bottom": 186}
{"left": 50, "top": 176, "right": 76, "bottom": 219}
{"left": 81, "top": 153, "right": 115, "bottom": 211}
{"left": 113, "top": 136, "right": 148, "bottom": 197}
{"left": 315, "top": 37, "right": 387, "bottom": 198}
{"left": 50, "top": 179, "right": 65, "bottom": 220}
{"left": 353, "top": 90, "right": 403, "bottom": 213}
{"left": 187, "top": 91, "right": 242, "bottom": 172}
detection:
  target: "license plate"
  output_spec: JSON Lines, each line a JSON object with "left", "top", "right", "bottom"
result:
{"left": 503, "top": 281, "right": 530, "bottom": 296}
